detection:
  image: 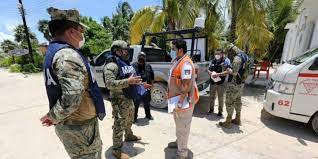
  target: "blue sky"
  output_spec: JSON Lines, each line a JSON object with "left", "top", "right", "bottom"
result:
{"left": 0, "top": 0, "right": 161, "bottom": 43}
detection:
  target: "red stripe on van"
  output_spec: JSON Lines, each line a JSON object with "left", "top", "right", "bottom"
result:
{"left": 298, "top": 73, "right": 318, "bottom": 78}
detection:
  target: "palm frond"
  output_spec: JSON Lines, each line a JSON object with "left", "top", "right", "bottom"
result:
{"left": 130, "top": 7, "right": 157, "bottom": 44}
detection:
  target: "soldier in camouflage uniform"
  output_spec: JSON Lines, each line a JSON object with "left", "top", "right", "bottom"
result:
{"left": 103, "top": 40, "right": 142, "bottom": 159}
{"left": 40, "top": 7, "right": 105, "bottom": 159}
{"left": 218, "top": 44, "right": 246, "bottom": 128}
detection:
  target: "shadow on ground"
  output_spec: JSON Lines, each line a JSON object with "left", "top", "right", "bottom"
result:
{"left": 164, "top": 147, "right": 194, "bottom": 159}
{"left": 260, "top": 109, "right": 318, "bottom": 144}
{"left": 105, "top": 142, "right": 146, "bottom": 159}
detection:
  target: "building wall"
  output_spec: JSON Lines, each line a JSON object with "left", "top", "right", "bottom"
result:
{"left": 281, "top": 7, "right": 318, "bottom": 63}
{"left": 310, "top": 20, "right": 318, "bottom": 49}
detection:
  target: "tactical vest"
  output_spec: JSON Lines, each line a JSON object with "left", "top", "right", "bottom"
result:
{"left": 228, "top": 52, "right": 249, "bottom": 84}
{"left": 209, "top": 57, "right": 226, "bottom": 85}
{"left": 43, "top": 41, "right": 106, "bottom": 120}
{"left": 104, "top": 54, "right": 145, "bottom": 99}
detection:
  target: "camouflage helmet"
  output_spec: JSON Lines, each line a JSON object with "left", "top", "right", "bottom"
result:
{"left": 111, "top": 40, "right": 129, "bottom": 52}
{"left": 47, "top": 7, "right": 88, "bottom": 28}
{"left": 226, "top": 43, "right": 240, "bottom": 53}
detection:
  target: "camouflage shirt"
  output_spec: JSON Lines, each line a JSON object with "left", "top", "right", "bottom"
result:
{"left": 47, "top": 48, "right": 96, "bottom": 124}
{"left": 103, "top": 62, "right": 129, "bottom": 96}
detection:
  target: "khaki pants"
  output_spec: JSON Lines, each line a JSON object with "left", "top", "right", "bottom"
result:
{"left": 209, "top": 84, "right": 225, "bottom": 113}
{"left": 173, "top": 106, "right": 194, "bottom": 157}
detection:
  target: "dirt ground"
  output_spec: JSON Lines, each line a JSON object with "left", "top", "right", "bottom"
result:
{"left": 0, "top": 69, "right": 317, "bottom": 159}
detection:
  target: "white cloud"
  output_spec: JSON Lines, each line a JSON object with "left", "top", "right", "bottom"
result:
{"left": 0, "top": 32, "right": 15, "bottom": 43}
{"left": 5, "top": 23, "right": 18, "bottom": 32}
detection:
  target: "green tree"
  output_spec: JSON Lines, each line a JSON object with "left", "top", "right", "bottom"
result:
{"left": 13, "top": 24, "right": 38, "bottom": 49}
{"left": 38, "top": 19, "right": 52, "bottom": 41}
{"left": 0, "top": 39, "right": 18, "bottom": 63}
{"left": 129, "top": 0, "right": 222, "bottom": 52}
{"left": 0, "top": 40, "right": 17, "bottom": 53}
{"left": 102, "top": 1, "right": 134, "bottom": 41}
{"left": 80, "top": 16, "right": 112, "bottom": 58}
{"left": 266, "top": 0, "right": 301, "bottom": 61}
{"left": 228, "top": 0, "right": 273, "bottom": 53}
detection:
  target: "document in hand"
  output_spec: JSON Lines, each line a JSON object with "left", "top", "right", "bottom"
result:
{"left": 168, "top": 95, "right": 190, "bottom": 113}
{"left": 210, "top": 71, "right": 222, "bottom": 83}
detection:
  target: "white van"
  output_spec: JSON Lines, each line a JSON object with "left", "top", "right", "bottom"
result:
{"left": 264, "top": 47, "right": 318, "bottom": 134}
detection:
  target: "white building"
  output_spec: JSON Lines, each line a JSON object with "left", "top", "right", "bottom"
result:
{"left": 281, "top": 0, "right": 318, "bottom": 63}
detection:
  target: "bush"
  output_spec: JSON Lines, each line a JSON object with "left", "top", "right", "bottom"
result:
{"left": 22, "top": 63, "right": 41, "bottom": 73}
{"left": 0, "top": 57, "right": 14, "bottom": 67}
{"left": 9, "top": 64, "right": 22, "bottom": 72}
{"left": 33, "top": 53, "right": 44, "bottom": 69}
{"left": 0, "top": 52, "right": 8, "bottom": 59}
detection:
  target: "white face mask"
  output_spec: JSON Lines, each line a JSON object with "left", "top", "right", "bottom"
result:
{"left": 215, "top": 55, "right": 221, "bottom": 60}
{"left": 170, "top": 50, "right": 177, "bottom": 59}
{"left": 78, "top": 33, "right": 85, "bottom": 48}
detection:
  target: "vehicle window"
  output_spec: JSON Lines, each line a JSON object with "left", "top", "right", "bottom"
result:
{"left": 127, "top": 48, "right": 134, "bottom": 62}
{"left": 94, "top": 49, "right": 133, "bottom": 66}
{"left": 95, "top": 51, "right": 110, "bottom": 66}
{"left": 288, "top": 48, "right": 318, "bottom": 65}
{"left": 309, "top": 57, "right": 318, "bottom": 70}
{"left": 189, "top": 50, "right": 201, "bottom": 62}
{"left": 143, "top": 48, "right": 170, "bottom": 62}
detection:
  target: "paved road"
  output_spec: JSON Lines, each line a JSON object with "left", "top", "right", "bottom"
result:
{"left": 0, "top": 70, "right": 317, "bottom": 159}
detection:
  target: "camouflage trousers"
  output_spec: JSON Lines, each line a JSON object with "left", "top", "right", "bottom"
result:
{"left": 55, "top": 118, "right": 102, "bottom": 159}
{"left": 225, "top": 83, "right": 243, "bottom": 117}
{"left": 110, "top": 95, "right": 134, "bottom": 150}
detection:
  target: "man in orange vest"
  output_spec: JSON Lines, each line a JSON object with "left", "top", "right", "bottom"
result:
{"left": 167, "top": 39, "right": 199, "bottom": 159}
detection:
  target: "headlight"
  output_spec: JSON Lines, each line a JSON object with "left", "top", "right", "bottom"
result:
{"left": 273, "top": 81, "right": 295, "bottom": 94}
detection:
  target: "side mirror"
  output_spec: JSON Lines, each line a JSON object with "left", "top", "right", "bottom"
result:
{"left": 90, "top": 60, "right": 95, "bottom": 66}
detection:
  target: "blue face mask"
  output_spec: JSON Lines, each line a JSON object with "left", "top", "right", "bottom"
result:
{"left": 170, "top": 50, "right": 177, "bottom": 59}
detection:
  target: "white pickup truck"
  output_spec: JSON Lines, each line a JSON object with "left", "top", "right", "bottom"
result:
{"left": 90, "top": 44, "right": 210, "bottom": 109}
{"left": 91, "top": 28, "right": 211, "bottom": 109}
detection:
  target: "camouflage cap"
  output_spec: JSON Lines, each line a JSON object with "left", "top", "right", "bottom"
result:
{"left": 47, "top": 7, "right": 88, "bottom": 28}
{"left": 111, "top": 40, "right": 129, "bottom": 50}
{"left": 226, "top": 43, "right": 240, "bottom": 52}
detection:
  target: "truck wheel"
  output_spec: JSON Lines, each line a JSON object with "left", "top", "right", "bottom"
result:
{"left": 150, "top": 83, "right": 168, "bottom": 109}
{"left": 311, "top": 113, "right": 318, "bottom": 135}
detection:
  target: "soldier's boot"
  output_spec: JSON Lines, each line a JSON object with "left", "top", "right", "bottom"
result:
{"left": 232, "top": 112, "right": 242, "bottom": 125}
{"left": 125, "top": 135, "right": 141, "bottom": 142}
{"left": 112, "top": 150, "right": 130, "bottom": 159}
{"left": 168, "top": 141, "right": 178, "bottom": 148}
{"left": 219, "top": 116, "right": 232, "bottom": 128}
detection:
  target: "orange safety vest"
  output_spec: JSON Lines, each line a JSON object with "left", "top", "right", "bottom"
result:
{"left": 168, "top": 55, "right": 199, "bottom": 106}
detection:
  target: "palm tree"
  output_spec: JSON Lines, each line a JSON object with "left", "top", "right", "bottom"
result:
{"left": 129, "top": 0, "right": 222, "bottom": 50}
{"left": 102, "top": 2, "right": 134, "bottom": 41}
{"left": 38, "top": 20, "right": 52, "bottom": 41}
{"left": 228, "top": 0, "right": 273, "bottom": 53}
{"left": 14, "top": 24, "right": 38, "bottom": 46}
{"left": 266, "top": 0, "right": 301, "bottom": 61}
